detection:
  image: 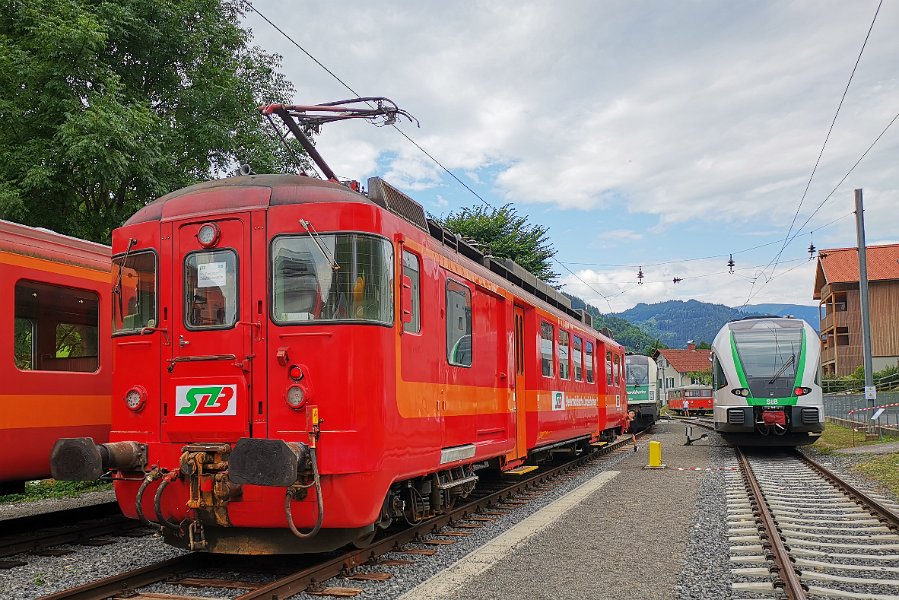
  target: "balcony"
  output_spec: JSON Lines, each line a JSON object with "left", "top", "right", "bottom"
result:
{"left": 820, "top": 309, "right": 853, "bottom": 332}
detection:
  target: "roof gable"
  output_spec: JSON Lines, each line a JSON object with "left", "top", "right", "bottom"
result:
{"left": 814, "top": 244, "right": 899, "bottom": 298}
{"left": 655, "top": 348, "right": 711, "bottom": 374}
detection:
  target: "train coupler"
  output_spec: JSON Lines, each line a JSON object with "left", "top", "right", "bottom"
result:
{"left": 50, "top": 438, "right": 147, "bottom": 481}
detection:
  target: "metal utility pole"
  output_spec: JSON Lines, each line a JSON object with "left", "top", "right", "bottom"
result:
{"left": 855, "top": 188, "right": 876, "bottom": 405}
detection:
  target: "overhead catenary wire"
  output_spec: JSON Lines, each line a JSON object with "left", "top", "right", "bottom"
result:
{"left": 244, "top": 1, "right": 877, "bottom": 311}
{"left": 245, "top": 1, "right": 493, "bottom": 208}
{"left": 766, "top": 0, "right": 884, "bottom": 279}
{"left": 741, "top": 107, "right": 899, "bottom": 307}
{"left": 559, "top": 211, "right": 854, "bottom": 270}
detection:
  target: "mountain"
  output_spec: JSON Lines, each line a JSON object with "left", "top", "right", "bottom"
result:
{"left": 739, "top": 304, "right": 820, "bottom": 330}
{"left": 563, "top": 296, "right": 820, "bottom": 355}
{"left": 565, "top": 294, "right": 663, "bottom": 354}
{"left": 610, "top": 300, "right": 748, "bottom": 349}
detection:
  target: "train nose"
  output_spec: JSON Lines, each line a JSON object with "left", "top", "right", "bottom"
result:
{"left": 50, "top": 438, "right": 147, "bottom": 481}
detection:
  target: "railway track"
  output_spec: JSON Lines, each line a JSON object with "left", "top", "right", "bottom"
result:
{"left": 0, "top": 503, "right": 150, "bottom": 569}
{"left": 37, "top": 434, "right": 638, "bottom": 600}
{"left": 730, "top": 448, "right": 899, "bottom": 599}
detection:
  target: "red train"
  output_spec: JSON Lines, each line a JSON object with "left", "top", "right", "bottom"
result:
{"left": 1, "top": 219, "right": 111, "bottom": 494}
{"left": 51, "top": 101, "right": 627, "bottom": 553}
{"left": 667, "top": 385, "right": 713, "bottom": 415}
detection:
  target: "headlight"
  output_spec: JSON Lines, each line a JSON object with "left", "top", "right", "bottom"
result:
{"left": 125, "top": 386, "right": 147, "bottom": 412}
{"left": 730, "top": 388, "right": 751, "bottom": 397}
{"left": 286, "top": 385, "right": 306, "bottom": 410}
{"left": 794, "top": 387, "right": 812, "bottom": 396}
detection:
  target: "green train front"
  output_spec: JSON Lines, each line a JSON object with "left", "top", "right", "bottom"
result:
{"left": 710, "top": 316, "right": 823, "bottom": 446}
{"left": 624, "top": 354, "right": 659, "bottom": 430}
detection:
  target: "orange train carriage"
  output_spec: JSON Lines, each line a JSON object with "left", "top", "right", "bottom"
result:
{"left": 667, "top": 385, "right": 713, "bottom": 416}
{"left": 0, "top": 220, "right": 111, "bottom": 493}
{"left": 51, "top": 100, "right": 628, "bottom": 553}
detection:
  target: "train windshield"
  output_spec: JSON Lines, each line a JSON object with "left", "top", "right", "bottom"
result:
{"left": 112, "top": 250, "right": 157, "bottom": 335}
{"left": 731, "top": 321, "right": 802, "bottom": 396}
{"left": 272, "top": 233, "right": 393, "bottom": 324}
{"left": 626, "top": 363, "right": 648, "bottom": 386}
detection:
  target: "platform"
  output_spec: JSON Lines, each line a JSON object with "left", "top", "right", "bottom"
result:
{"left": 399, "top": 419, "right": 714, "bottom": 600}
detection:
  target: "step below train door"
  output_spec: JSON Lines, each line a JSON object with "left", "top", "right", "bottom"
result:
{"left": 162, "top": 215, "right": 253, "bottom": 443}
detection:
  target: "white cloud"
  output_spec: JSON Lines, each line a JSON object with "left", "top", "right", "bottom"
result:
{"left": 243, "top": 0, "right": 899, "bottom": 310}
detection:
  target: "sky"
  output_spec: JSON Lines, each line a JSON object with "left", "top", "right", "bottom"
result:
{"left": 241, "top": 1, "right": 899, "bottom": 313}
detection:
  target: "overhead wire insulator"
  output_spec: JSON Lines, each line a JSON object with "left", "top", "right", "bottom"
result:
{"left": 727, "top": 254, "right": 735, "bottom": 274}
{"left": 637, "top": 266, "right": 644, "bottom": 285}
{"left": 808, "top": 234, "right": 816, "bottom": 260}
{"left": 672, "top": 277, "right": 682, "bottom": 284}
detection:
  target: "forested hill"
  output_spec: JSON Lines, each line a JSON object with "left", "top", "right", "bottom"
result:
{"left": 564, "top": 294, "right": 663, "bottom": 354}
{"left": 609, "top": 300, "right": 749, "bottom": 349}
{"left": 564, "top": 295, "right": 819, "bottom": 354}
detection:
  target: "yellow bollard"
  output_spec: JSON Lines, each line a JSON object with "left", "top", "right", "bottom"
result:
{"left": 643, "top": 440, "right": 666, "bottom": 469}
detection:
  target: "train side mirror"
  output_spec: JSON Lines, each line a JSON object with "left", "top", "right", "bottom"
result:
{"left": 401, "top": 275, "right": 413, "bottom": 323}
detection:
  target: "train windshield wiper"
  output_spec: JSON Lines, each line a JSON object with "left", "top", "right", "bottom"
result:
{"left": 112, "top": 238, "right": 137, "bottom": 323}
{"left": 768, "top": 353, "right": 795, "bottom": 384}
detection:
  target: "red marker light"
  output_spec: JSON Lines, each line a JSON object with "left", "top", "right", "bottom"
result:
{"left": 288, "top": 365, "right": 304, "bottom": 381}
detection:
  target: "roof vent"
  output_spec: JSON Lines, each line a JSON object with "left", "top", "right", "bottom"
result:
{"left": 367, "top": 177, "right": 428, "bottom": 231}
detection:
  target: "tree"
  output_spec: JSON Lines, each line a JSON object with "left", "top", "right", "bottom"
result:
{"left": 685, "top": 370, "right": 712, "bottom": 385}
{"left": 437, "top": 203, "right": 558, "bottom": 282}
{"left": 0, "top": 0, "right": 300, "bottom": 243}
{"left": 697, "top": 341, "right": 712, "bottom": 350}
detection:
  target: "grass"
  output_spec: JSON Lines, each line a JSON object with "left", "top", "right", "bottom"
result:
{"left": 854, "top": 454, "right": 899, "bottom": 497}
{"left": 0, "top": 479, "right": 112, "bottom": 504}
{"left": 813, "top": 422, "right": 890, "bottom": 453}
{"left": 812, "top": 422, "right": 899, "bottom": 497}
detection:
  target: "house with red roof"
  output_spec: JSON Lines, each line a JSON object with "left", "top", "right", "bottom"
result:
{"left": 813, "top": 243, "right": 899, "bottom": 377}
{"left": 651, "top": 343, "right": 711, "bottom": 401}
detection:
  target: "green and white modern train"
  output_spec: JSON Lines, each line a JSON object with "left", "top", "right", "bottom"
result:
{"left": 710, "top": 316, "right": 823, "bottom": 446}
{"left": 625, "top": 354, "right": 659, "bottom": 431}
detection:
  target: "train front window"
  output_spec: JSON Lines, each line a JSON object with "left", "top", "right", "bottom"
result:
{"left": 272, "top": 234, "right": 393, "bottom": 325}
{"left": 112, "top": 250, "right": 157, "bottom": 335}
{"left": 627, "top": 362, "right": 648, "bottom": 387}
{"left": 731, "top": 321, "right": 803, "bottom": 397}
{"left": 184, "top": 250, "right": 238, "bottom": 329}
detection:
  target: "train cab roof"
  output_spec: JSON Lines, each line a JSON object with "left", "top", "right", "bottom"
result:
{"left": 124, "top": 174, "right": 369, "bottom": 226}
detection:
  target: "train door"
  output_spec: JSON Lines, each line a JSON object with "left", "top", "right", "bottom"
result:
{"left": 162, "top": 215, "right": 254, "bottom": 443}
{"left": 512, "top": 306, "right": 527, "bottom": 460}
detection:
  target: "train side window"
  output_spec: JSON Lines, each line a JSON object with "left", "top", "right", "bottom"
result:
{"left": 558, "top": 330, "right": 570, "bottom": 380}
{"left": 402, "top": 251, "right": 421, "bottom": 333}
{"left": 446, "top": 280, "right": 472, "bottom": 367}
{"left": 573, "top": 336, "right": 583, "bottom": 382}
{"left": 713, "top": 355, "right": 728, "bottom": 390}
{"left": 613, "top": 354, "right": 620, "bottom": 386}
{"left": 540, "top": 321, "right": 554, "bottom": 377}
{"left": 585, "top": 341, "right": 594, "bottom": 383}
{"left": 606, "top": 351, "right": 613, "bottom": 385}
{"left": 185, "top": 249, "right": 238, "bottom": 330}
{"left": 14, "top": 280, "right": 100, "bottom": 372}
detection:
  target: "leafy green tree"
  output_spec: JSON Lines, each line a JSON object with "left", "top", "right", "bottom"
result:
{"left": 0, "top": 0, "right": 300, "bottom": 243}
{"left": 697, "top": 341, "right": 711, "bottom": 350}
{"left": 685, "top": 370, "right": 712, "bottom": 385}
{"left": 438, "top": 203, "right": 558, "bottom": 282}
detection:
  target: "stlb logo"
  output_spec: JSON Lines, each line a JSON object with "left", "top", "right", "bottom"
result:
{"left": 176, "top": 385, "right": 237, "bottom": 416}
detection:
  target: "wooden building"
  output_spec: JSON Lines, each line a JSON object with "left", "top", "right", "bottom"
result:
{"left": 813, "top": 244, "right": 899, "bottom": 377}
